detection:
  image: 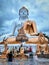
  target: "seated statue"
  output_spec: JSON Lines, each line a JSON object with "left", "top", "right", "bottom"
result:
{"left": 38, "top": 32, "right": 45, "bottom": 44}
{"left": 20, "top": 46, "right": 24, "bottom": 55}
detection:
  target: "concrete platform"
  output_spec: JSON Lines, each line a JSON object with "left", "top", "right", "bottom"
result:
{"left": 0, "top": 56, "right": 49, "bottom": 65}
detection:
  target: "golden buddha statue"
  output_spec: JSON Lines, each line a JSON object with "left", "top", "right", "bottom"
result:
{"left": 38, "top": 32, "right": 45, "bottom": 44}
{"left": 20, "top": 46, "right": 24, "bottom": 55}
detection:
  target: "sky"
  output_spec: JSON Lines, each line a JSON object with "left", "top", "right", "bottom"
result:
{"left": 0, "top": 0, "right": 49, "bottom": 40}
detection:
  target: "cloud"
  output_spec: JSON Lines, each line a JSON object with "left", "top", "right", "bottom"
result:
{"left": 0, "top": 0, "right": 49, "bottom": 37}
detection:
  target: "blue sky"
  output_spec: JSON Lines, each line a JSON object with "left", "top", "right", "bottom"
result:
{"left": 0, "top": 0, "right": 49, "bottom": 39}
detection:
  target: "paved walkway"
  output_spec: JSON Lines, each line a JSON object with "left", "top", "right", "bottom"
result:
{"left": 0, "top": 56, "right": 49, "bottom": 65}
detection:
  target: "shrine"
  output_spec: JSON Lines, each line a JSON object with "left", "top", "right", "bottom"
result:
{"left": 0, "top": 20, "right": 49, "bottom": 59}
